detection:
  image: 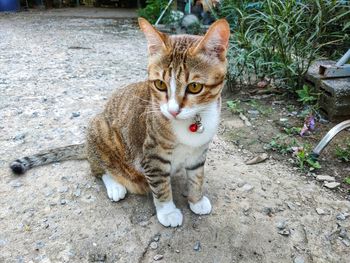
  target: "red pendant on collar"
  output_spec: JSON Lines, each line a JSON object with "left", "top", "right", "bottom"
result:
{"left": 189, "top": 123, "right": 198, "bottom": 132}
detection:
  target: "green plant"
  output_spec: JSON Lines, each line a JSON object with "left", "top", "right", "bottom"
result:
{"left": 247, "top": 99, "right": 272, "bottom": 115}
{"left": 284, "top": 127, "right": 302, "bottom": 136}
{"left": 138, "top": 0, "right": 172, "bottom": 24}
{"left": 344, "top": 177, "right": 350, "bottom": 185}
{"left": 335, "top": 140, "right": 350, "bottom": 162}
{"left": 267, "top": 135, "right": 321, "bottom": 170}
{"left": 296, "top": 85, "right": 318, "bottom": 105}
{"left": 227, "top": 100, "right": 243, "bottom": 114}
{"left": 219, "top": 0, "right": 350, "bottom": 91}
{"left": 294, "top": 146, "right": 321, "bottom": 170}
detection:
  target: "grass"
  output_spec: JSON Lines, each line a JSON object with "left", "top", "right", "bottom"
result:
{"left": 267, "top": 134, "right": 321, "bottom": 171}
{"left": 218, "top": 0, "right": 350, "bottom": 92}
{"left": 335, "top": 140, "right": 350, "bottom": 162}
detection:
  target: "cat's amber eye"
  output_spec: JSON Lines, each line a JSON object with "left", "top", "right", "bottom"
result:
{"left": 187, "top": 83, "right": 204, "bottom": 94}
{"left": 154, "top": 80, "right": 167, "bottom": 91}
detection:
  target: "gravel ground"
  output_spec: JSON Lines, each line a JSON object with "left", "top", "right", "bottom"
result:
{"left": 0, "top": 10, "right": 349, "bottom": 263}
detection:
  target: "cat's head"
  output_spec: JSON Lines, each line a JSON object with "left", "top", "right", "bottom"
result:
{"left": 139, "top": 18, "right": 230, "bottom": 120}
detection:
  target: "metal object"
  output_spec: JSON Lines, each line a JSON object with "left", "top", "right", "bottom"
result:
{"left": 155, "top": 0, "right": 175, "bottom": 26}
{"left": 319, "top": 49, "right": 350, "bottom": 78}
{"left": 311, "top": 119, "right": 350, "bottom": 159}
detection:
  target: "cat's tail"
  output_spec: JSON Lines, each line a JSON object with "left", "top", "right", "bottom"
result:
{"left": 10, "top": 143, "right": 86, "bottom": 175}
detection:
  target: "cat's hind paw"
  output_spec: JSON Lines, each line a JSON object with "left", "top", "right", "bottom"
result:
{"left": 189, "top": 196, "right": 212, "bottom": 215}
{"left": 156, "top": 202, "right": 183, "bottom": 227}
{"left": 102, "top": 173, "right": 127, "bottom": 202}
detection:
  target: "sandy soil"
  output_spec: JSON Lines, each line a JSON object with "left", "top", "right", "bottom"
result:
{"left": 0, "top": 10, "right": 349, "bottom": 263}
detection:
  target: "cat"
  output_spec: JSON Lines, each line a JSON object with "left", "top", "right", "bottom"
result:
{"left": 10, "top": 18, "right": 230, "bottom": 227}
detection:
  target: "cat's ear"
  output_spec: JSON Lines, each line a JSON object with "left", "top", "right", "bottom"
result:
{"left": 191, "top": 19, "right": 230, "bottom": 60}
{"left": 138, "top": 17, "right": 168, "bottom": 55}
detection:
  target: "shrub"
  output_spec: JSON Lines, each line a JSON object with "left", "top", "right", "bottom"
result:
{"left": 218, "top": 0, "right": 350, "bottom": 91}
{"left": 138, "top": 0, "right": 172, "bottom": 24}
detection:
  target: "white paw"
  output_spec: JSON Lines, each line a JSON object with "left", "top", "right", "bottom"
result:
{"left": 102, "top": 173, "right": 127, "bottom": 202}
{"left": 156, "top": 201, "right": 183, "bottom": 227}
{"left": 189, "top": 196, "right": 212, "bottom": 215}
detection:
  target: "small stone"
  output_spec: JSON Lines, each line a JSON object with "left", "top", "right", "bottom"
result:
{"left": 294, "top": 255, "right": 305, "bottom": 263}
{"left": 240, "top": 184, "right": 254, "bottom": 192}
{"left": 248, "top": 110, "right": 259, "bottom": 115}
{"left": 73, "top": 188, "right": 81, "bottom": 197}
{"left": 139, "top": 221, "right": 149, "bottom": 227}
{"left": 175, "top": 249, "right": 180, "bottom": 253}
{"left": 35, "top": 241, "right": 45, "bottom": 250}
{"left": 245, "top": 153, "right": 268, "bottom": 165}
{"left": 45, "top": 189, "right": 54, "bottom": 197}
{"left": 193, "top": 241, "right": 201, "bottom": 251}
{"left": 324, "top": 182, "right": 340, "bottom": 189}
{"left": 153, "top": 254, "right": 163, "bottom": 261}
{"left": 278, "top": 229, "right": 290, "bottom": 236}
{"left": 316, "top": 208, "right": 326, "bottom": 215}
{"left": 342, "top": 239, "right": 350, "bottom": 247}
{"left": 13, "top": 133, "right": 26, "bottom": 141}
{"left": 280, "top": 118, "right": 288, "bottom": 122}
{"left": 276, "top": 220, "right": 287, "bottom": 230}
{"left": 336, "top": 213, "right": 347, "bottom": 221}
{"left": 262, "top": 207, "right": 273, "bottom": 216}
{"left": 0, "top": 239, "right": 7, "bottom": 246}
{"left": 153, "top": 234, "right": 160, "bottom": 242}
{"left": 60, "top": 199, "right": 67, "bottom": 205}
{"left": 10, "top": 180, "right": 22, "bottom": 188}
{"left": 150, "top": 242, "right": 158, "bottom": 250}
{"left": 71, "top": 112, "right": 80, "bottom": 118}
{"left": 58, "top": 186, "right": 69, "bottom": 193}
{"left": 316, "top": 175, "right": 335, "bottom": 182}
{"left": 339, "top": 227, "right": 348, "bottom": 239}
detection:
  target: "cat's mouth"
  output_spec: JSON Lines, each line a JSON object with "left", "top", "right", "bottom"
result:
{"left": 160, "top": 104, "right": 198, "bottom": 120}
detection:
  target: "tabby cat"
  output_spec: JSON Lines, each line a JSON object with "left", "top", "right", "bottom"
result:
{"left": 10, "top": 18, "right": 230, "bottom": 227}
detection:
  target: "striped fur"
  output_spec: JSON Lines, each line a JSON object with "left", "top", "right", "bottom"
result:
{"left": 10, "top": 18, "right": 230, "bottom": 227}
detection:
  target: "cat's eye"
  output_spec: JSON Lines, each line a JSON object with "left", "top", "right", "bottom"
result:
{"left": 154, "top": 80, "right": 167, "bottom": 91}
{"left": 187, "top": 83, "right": 204, "bottom": 94}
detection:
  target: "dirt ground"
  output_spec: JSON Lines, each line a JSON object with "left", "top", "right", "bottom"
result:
{"left": 1, "top": 9, "right": 349, "bottom": 263}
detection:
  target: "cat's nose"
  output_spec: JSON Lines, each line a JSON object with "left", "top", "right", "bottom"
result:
{"left": 169, "top": 109, "right": 180, "bottom": 117}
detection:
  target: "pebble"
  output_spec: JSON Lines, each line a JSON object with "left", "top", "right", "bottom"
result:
{"left": 153, "top": 234, "right": 160, "bottom": 242}
{"left": 248, "top": 110, "right": 259, "bottom": 115}
{"left": 316, "top": 175, "right": 335, "bottom": 182}
{"left": 278, "top": 229, "right": 290, "bottom": 236}
{"left": 10, "top": 180, "right": 22, "bottom": 188}
{"left": 279, "top": 118, "right": 288, "bottom": 122}
{"left": 60, "top": 199, "right": 67, "bottom": 205}
{"left": 342, "top": 239, "right": 350, "bottom": 247}
{"left": 316, "top": 208, "right": 326, "bottom": 215}
{"left": 240, "top": 184, "right": 254, "bottom": 192}
{"left": 71, "top": 112, "right": 80, "bottom": 118}
{"left": 193, "top": 241, "right": 201, "bottom": 251}
{"left": 336, "top": 212, "right": 349, "bottom": 221}
{"left": 339, "top": 228, "right": 348, "bottom": 239}
{"left": 324, "top": 182, "right": 340, "bottom": 189}
{"left": 262, "top": 207, "right": 273, "bottom": 216}
{"left": 150, "top": 242, "right": 158, "bottom": 250}
{"left": 276, "top": 220, "right": 287, "bottom": 230}
{"left": 13, "top": 133, "right": 26, "bottom": 141}
{"left": 35, "top": 241, "right": 45, "bottom": 250}
{"left": 153, "top": 254, "right": 163, "bottom": 261}
{"left": 73, "top": 188, "right": 81, "bottom": 197}
{"left": 175, "top": 249, "right": 180, "bottom": 253}
{"left": 58, "top": 186, "right": 69, "bottom": 193}
{"left": 294, "top": 255, "right": 305, "bottom": 263}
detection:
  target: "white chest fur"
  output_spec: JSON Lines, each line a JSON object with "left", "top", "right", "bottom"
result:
{"left": 170, "top": 101, "right": 220, "bottom": 148}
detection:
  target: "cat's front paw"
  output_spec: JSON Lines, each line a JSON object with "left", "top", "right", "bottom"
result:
{"left": 189, "top": 196, "right": 212, "bottom": 215}
{"left": 102, "top": 173, "right": 127, "bottom": 202}
{"left": 156, "top": 202, "right": 183, "bottom": 227}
